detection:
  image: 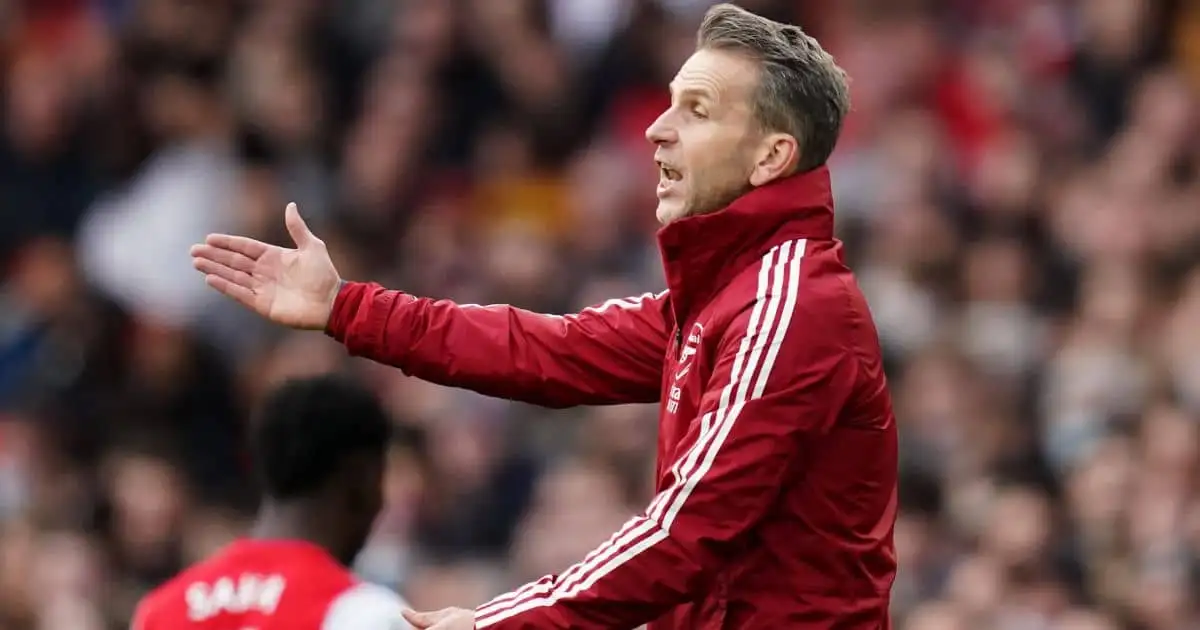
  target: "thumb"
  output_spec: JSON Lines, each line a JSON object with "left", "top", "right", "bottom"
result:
{"left": 284, "top": 202, "right": 318, "bottom": 248}
{"left": 402, "top": 608, "right": 451, "bottom": 628}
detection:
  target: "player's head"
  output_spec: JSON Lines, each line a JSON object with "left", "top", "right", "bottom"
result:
{"left": 251, "top": 374, "right": 391, "bottom": 563}
{"left": 646, "top": 3, "right": 850, "bottom": 224}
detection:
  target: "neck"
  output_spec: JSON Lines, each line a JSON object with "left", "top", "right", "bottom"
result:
{"left": 252, "top": 500, "right": 339, "bottom": 552}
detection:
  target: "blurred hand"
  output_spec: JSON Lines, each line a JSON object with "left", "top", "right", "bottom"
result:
{"left": 190, "top": 203, "right": 341, "bottom": 330}
{"left": 402, "top": 607, "right": 475, "bottom": 630}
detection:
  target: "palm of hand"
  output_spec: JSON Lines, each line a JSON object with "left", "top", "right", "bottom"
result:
{"left": 191, "top": 203, "right": 341, "bottom": 331}
{"left": 254, "top": 246, "right": 336, "bottom": 329}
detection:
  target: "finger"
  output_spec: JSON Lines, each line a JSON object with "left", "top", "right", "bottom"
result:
{"left": 190, "top": 244, "right": 257, "bottom": 274}
{"left": 193, "top": 256, "right": 256, "bottom": 286}
{"left": 401, "top": 610, "right": 428, "bottom": 628}
{"left": 204, "top": 274, "right": 258, "bottom": 310}
{"left": 284, "top": 202, "right": 318, "bottom": 248}
{"left": 402, "top": 609, "right": 450, "bottom": 627}
{"left": 402, "top": 609, "right": 429, "bottom": 626}
{"left": 204, "top": 233, "right": 271, "bottom": 259}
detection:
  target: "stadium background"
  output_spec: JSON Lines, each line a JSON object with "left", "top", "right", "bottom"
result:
{"left": 1, "top": 0, "right": 1198, "bottom": 628}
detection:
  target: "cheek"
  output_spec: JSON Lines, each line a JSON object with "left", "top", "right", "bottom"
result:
{"left": 688, "top": 153, "right": 742, "bottom": 187}
{"left": 679, "top": 129, "right": 749, "bottom": 187}
{"left": 683, "top": 151, "right": 720, "bottom": 185}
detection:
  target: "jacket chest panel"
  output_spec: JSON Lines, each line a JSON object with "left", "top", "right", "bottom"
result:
{"left": 664, "top": 321, "right": 707, "bottom": 411}
{"left": 658, "top": 317, "right": 718, "bottom": 476}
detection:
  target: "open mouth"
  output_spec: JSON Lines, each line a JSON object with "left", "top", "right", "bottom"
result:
{"left": 658, "top": 162, "right": 683, "bottom": 182}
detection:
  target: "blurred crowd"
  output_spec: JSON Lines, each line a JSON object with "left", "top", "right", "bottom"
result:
{"left": 0, "top": 0, "right": 1198, "bottom": 628}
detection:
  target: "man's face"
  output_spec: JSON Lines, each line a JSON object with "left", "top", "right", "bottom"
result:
{"left": 647, "top": 48, "right": 763, "bottom": 224}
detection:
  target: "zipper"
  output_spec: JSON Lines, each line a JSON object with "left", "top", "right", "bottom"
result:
{"left": 675, "top": 326, "right": 684, "bottom": 360}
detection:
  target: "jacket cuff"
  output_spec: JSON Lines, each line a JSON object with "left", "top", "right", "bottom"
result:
{"left": 324, "top": 279, "right": 361, "bottom": 341}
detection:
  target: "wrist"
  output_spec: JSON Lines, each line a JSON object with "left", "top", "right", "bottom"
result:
{"left": 321, "top": 278, "right": 347, "bottom": 333}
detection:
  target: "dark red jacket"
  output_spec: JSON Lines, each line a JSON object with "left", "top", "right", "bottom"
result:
{"left": 327, "top": 166, "right": 898, "bottom": 629}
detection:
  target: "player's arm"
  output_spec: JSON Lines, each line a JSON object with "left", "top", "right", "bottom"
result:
{"left": 326, "top": 283, "right": 670, "bottom": 408}
{"left": 322, "top": 583, "right": 415, "bottom": 630}
{"left": 470, "top": 261, "right": 857, "bottom": 629}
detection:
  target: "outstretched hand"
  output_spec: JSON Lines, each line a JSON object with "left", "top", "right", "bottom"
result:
{"left": 190, "top": 203, "right": 342, "bottom": 330}
{"left": 402, "top": 607, "right": 476, "bottom": 630}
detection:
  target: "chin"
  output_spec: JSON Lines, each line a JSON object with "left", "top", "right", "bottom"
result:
{"left": 655, "top": 200, "right": 688, "bottom": 225}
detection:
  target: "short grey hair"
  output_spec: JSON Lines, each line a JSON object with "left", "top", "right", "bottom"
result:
{"left": 697, "top": 3, "right": 850, "bottom": 172}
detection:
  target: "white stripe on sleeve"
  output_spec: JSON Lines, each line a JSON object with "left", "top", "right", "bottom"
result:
{"left": 459, "top": 291, "right": 667, "bottom": 320}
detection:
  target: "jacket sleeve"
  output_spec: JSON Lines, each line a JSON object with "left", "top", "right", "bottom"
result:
{"left": 471, "top": 265, "right": 858, "bottom": 629}
{"left": 325, "top": 282, "right": 669, "bottom": 408}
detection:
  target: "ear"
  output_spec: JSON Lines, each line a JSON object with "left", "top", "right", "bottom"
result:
{"left": 749, "top": 133, "right": 800, "bottom": 186}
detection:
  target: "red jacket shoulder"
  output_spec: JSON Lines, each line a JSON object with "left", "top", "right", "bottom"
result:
{"left": 714, "top": 238, "right": 856, "bottom": 335}
{"left": 713, "top": 237, "right": 889, "bottom": 427}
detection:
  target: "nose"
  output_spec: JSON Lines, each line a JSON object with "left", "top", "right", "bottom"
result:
{"left": 645, "top": 109, "right": 676, "bottom": 146}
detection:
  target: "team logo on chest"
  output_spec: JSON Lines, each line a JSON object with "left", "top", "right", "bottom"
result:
{"left": 667, "top": 322, "right": 704, "bottom": 414}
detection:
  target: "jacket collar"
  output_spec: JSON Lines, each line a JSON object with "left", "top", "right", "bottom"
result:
{"left": 657, "top": 166, "right": 835, "bottom": 326}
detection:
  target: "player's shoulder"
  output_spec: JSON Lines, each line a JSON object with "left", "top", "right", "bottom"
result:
{"left": 321, "top": 581, "right": 414, "bottom": 630}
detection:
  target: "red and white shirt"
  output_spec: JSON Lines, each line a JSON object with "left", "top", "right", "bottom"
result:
{"left": 133, "top": 539, "right": 412, "bottom": 630}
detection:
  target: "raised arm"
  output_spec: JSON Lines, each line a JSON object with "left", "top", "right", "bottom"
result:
{"left": 327, "top": 284, "right": 669, "bottom": 408}
{"left": 190, "top": 204, "right": 669, "bottom": 408}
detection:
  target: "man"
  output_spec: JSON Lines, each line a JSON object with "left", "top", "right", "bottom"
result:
{"left": 191, "top": 4, "right": 897, "bottom": 629}
{"left": 131, "top": 376, "right": 414, "bottom": 629}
